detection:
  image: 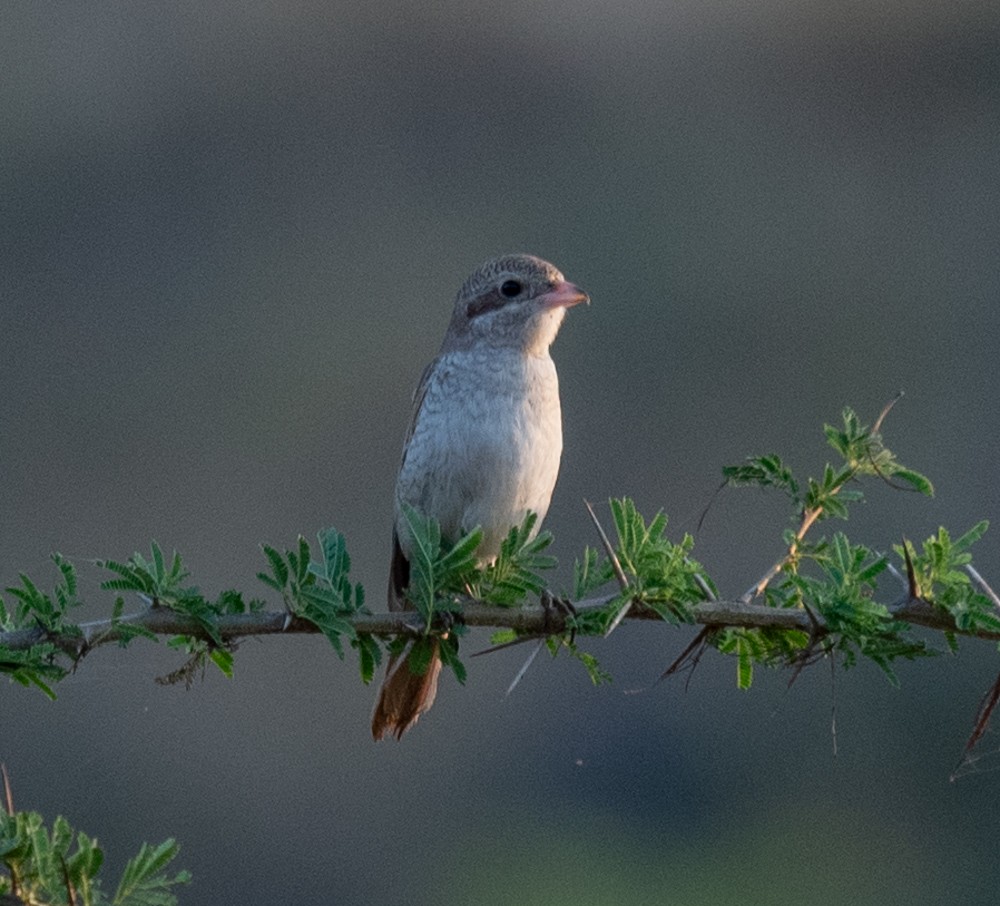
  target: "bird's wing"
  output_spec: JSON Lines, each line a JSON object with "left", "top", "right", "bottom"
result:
{"left": 397, "top": 356, "right": 437, "bottom": 470}
{"left": 388, "top": 356, "right": 438, "bottom": 610}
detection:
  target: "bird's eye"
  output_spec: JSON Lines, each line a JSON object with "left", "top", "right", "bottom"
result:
{"left": 500, "top": 279, "right": 523, "bottom": 298}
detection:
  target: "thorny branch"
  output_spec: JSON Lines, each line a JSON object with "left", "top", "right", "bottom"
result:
{"left": 1, "top": 589, "right": 996, "bottom": 659}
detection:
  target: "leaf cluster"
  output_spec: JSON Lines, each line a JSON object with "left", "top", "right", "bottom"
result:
{"left": 899, "top": 522, "right": 997, "bottom": 643}
{"left": 474, "top": 513, "right": 557, "bottom": 605}
{"left": 258, "top": 528, "right": 379, "bottom": 681}
{"left": 0, "top": 556, "right": 83, "bottom": 697}
{"left": 2, "top": 531, "right": 377, "bottom": 693}
{"left": 0, "top": 808, "right": 189, "bottom": 906}
{"left": 392, "top": 505, "right": 561, "bottom": 682}
{"left": 723, "top": 407, "right": 933, "bottom": 524}
{"left": 96, "top": 542, "right": 269, "bottom": 681}
{"left": 738, "top": 531, "right": 932, "bottom": 687}
{"left": 397, "top": 503, "right": 484, "bottom": 622}
{"left": 572, "top": 499, "right": 712, "bottom": 636}
{"left": 3, "top": 555, "right": 81, "bottom": 634}
{"left": 714, "top": 406, "right": 969, "bottom": 688}
{"left": 397, "top": 502, "right": 707, "bottom": 684}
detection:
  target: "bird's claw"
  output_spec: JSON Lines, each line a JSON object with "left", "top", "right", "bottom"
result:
{"left": 540, "top": 590, "right": 576, "bottom": 640}
{"left": 433, "top": 609, "right": 456, "bottom": 637}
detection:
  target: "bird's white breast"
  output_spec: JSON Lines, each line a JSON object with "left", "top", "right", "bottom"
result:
{"left": 395, "top": 348, "right": 563, "bottom": 561}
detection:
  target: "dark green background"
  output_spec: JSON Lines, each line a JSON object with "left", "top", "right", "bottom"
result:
{"left": 4, "top": 3, "right": 999, "bottom": 903}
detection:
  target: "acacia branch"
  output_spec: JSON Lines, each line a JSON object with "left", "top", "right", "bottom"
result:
{"left": 2, "top": 592, "right": 995, "bottom": 659}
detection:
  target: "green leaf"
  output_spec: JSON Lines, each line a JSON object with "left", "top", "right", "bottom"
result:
{"left": 438, "top": 634, "right": 466, "bottom": 684}
{"left": 151, "top": 541, "right": 166, "bottom": 585}
{"left": 892, "top": 468, "right": 934, "bottom": 496}
{"left": 582, "top": 499, "right": 707, "bottom": 622}
{"left": 319, "top": 527, "right": 350, "bottom": 585}
{"left": 258, "top": 544, "right": 288, "bottom": 590}
{"left": 352, "top": 634, "right": 381, "bottom": 684}
{"left": 209, "top": 647, "right": 234, "bottom": 678}
{"left": 954, "top": 520, "right": 989, "bottom": 552}
{"left": 294, "top": 535, "right": 311, "bottom": 585}
{"left": 113, "top": 837, "right": 191, "bottom": 906}
{"left": 573, "top": 546, "right": 613, "bottom": 598}
{"left": 736, "top": 633, "right": 754, "bottom": 689}
{"left": 490, "top": 628, "right": 519, "bottom": 646}
{"left": 477, "top": 513, "right": 555, "bottom": 606}
{"left": 722, "top": 454, "right": 800, "bottom": 502}
{"left": 547, "top": 636, "right": 611, "bottom": 685}
{"left": 437, "top": 527, "right": 483, "bottom": 578}
{"left": 399, "top": 503, "right": 442, "bottom": 621}
{"left": 405, "top": 636, "right": 437, "bottom": 677}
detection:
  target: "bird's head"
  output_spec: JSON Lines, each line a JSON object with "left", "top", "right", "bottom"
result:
{"left": 443, "top": 254, "right": 588, "bottom": 356}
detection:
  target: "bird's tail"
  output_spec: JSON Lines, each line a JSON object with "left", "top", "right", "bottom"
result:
{"left": 371, "top": 637, "right": 442, "bottom": 741}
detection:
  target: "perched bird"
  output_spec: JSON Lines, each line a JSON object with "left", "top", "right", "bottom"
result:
{"left": 371, "top": 254, "right": 588, "bottom": 740}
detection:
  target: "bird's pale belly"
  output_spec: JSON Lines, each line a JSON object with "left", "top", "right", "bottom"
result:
{"left": 396, "top": 361, "right": 562, "bottom": 561}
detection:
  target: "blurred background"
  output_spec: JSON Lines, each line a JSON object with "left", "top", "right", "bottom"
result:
{"left": 3, "top": 1, "right": 1000, "bottom": 903}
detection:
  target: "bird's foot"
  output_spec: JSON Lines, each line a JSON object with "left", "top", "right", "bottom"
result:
{"left": 540, "top": 589, "right": 576, "bottom": 638}
{"left": 430, "top": 608, "right": 458, "bottom": 639}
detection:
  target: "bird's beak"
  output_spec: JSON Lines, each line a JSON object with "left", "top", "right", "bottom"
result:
{"left": 540, "top": 280, "right": 590, "bottom": 309}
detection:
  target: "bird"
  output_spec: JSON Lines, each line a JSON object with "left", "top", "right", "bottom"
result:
{"left": 371, "top": 254, "right": 588, "bottom": 740}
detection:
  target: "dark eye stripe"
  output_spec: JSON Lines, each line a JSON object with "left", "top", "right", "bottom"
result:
{"left": 466, "top": 287, "right": 508, "bottom": 319}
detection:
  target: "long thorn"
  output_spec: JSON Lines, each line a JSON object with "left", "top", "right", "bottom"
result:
{"left": 885, "top": 561, "right": 907, "bottom": 593}
{"left": 471, "top": 635, "right": 543, "bottom": 657}
{"left": 584, "top": 500, "right": 629, "bottom": 592}
{"left": 689, "top": 563, "right": 717, "bottom": 602}
{"left": 505, "top": 640, "right": 544, "bottom": 697}
{"left": 901, "top": 538, "right": 919, "bottom": 599}
{"left": 872, "top": 390, "right": 904, "bottom": 434}
{"left": 952, "top": 670, "right": 1000, "bottom": 782}
{"left": 696, "top": 480, "right": 728, "bottom": 533}
{"left": 660, "top": 626, "right": 711, "bottom": 682}
{"left": 966, "top": 565, "right": 1000, "bottom": 612}
{"left": 584, "top": 500, "right": 634, "bottom": 637}
{"left": 1, "top": 763, "right": 13, "bottom": 816}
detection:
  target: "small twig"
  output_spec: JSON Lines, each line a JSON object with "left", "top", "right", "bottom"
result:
{"left": 474, "top": 593, "right": 574, "bottom": 697}
{"left": 742, "top": 506, "right": 821, "bottom": 603}
{"left": 865, "top": 394, "right": 923, "bottom": 491}
{"left": 602, "top": 601, "right": 633, "bottom": 638}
